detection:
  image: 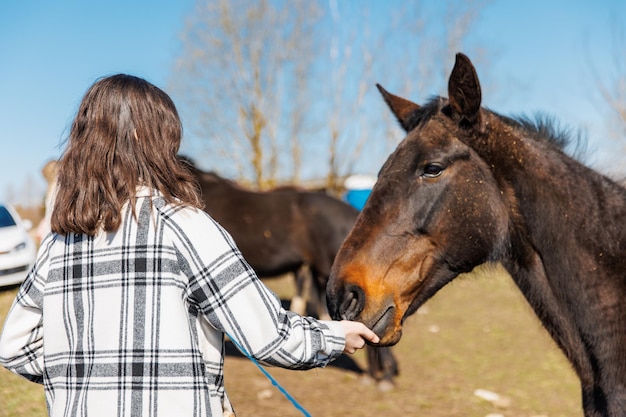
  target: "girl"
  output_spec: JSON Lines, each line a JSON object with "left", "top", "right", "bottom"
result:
{"left": 0, "top": 74, "right": 378, "bottom": 417}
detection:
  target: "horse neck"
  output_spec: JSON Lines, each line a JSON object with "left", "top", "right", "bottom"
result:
{"left": 473, "top": 115, "right": 626, "bottom": 399}
{"left": 202, "top": 173, "right": 243, "bottom": 191}
{"left": 471, "top": 115, "right": 626, "bottom": 272}
{"left": 475, "top": 115, "right": 626, "bottom": 255}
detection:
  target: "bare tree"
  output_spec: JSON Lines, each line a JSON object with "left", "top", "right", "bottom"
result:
{"left": 171, "top": 0, "right": 322, "bottom": 188}
{"left": 594, "top": 22, "right": 626, "bottom": 139}
{"left": 323, "top": 0, "right": 493, "bottom": 192}
{"left": 377, "top": 0, "right": 494, "bottom": 108}
{"left": 171, "top": 0, "right": 494, "bottom": 190}
{"left": 319, "top": 0, "right": 377, "bottom": 194}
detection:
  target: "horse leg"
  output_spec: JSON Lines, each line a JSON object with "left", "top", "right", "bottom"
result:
{"left": 289, "top": 265, "right": 311, "bottom": 316}
{"left": 317, "top": 292, "right": 331, "bottom": 321}
{"left": 308, "top": 271, "right": 331, "bottom": 320}
{"left": 364, "top": 346, "right": 399, "bottom": 392}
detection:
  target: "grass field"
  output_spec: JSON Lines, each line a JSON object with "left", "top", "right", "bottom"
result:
{"left": 0, "top": 286, "right": 48, "bottom": 417}
{"left": 0, "top": 264, "right": 582, "bottom": 416}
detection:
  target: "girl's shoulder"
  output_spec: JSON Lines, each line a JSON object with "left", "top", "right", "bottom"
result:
{"left": 156, "top": 201, "right": 211, "bottom": 224}
{"left": 156, "top": 202, "right": 236, "bottom": 256}
{"left": 154, "top": 200, "right": 223, "bottom": 236}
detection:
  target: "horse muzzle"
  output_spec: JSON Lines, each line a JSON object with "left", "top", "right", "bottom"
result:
{"left": 327, "top": 282, "right": 365, "bottom": 321}
{"left": 327, "top": 282, "right": 402, "bottom": 346}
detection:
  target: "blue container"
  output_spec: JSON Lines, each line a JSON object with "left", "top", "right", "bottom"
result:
{"left": 344, "top": 175, "right": 376, "bottom": 211}
{"left": 345, "top": 189, "right": 372, "bottom": 211}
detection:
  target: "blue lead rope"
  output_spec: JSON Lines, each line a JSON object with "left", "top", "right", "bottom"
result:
{"left": 225, "top": 332, "right": 312, "bottom": 417}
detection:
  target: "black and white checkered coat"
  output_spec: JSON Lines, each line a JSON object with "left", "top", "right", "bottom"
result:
{"left": 0, "top": 189, "right": 345, "bottom": 416}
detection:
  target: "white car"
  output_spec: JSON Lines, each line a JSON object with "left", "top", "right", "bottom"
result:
{"left": 0, "top": 204, "right": 37, "bottom": 287}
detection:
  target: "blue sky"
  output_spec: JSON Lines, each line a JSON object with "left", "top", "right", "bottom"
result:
{"left": 1, "top": 0, "right": 625, "bottom": 205}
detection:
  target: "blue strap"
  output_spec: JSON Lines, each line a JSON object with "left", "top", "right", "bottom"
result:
{"left": 226, "top": 332, "right": 312, "bottom": 417}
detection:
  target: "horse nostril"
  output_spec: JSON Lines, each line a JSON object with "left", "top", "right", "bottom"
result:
{"left": 338, "top": 285, "right": 365, "bottom": 320}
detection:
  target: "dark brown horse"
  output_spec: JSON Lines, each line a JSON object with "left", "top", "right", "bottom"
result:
{"left": 183, "top": 160, "right": 399, "bottom": 388}
{"left": 326, "top": 53, "right": 626, "bottom": 416}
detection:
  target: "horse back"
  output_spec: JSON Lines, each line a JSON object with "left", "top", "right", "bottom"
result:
{"left": 294, "top": 191, "right": 359, "bottom": 275}
{"left": 199, "top": 180, "right": 305, "bottom": 276}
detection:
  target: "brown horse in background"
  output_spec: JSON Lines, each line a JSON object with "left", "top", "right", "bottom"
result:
{"left": 327, "top": 53, "right": 626, "bottom": 416}
{"left": 184, "top": 160, "right": 399, "bottom": 389}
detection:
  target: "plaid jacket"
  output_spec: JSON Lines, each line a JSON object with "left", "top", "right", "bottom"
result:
{"left": 0, "top": 189, "right": 345, "bottom": 417}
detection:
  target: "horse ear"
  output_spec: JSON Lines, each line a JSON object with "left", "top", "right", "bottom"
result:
{"left": 376, "top": 84, "right": 420, "bottom": 132}
{"left": 447, "top": 53, "right": 482, "bottom": 126}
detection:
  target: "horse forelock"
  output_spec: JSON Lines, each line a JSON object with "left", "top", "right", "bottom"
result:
{"left": 402, "top": 96, "right": 445, "bottom": 132}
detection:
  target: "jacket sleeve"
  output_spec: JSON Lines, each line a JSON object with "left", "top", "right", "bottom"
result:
{"left": 0, "top": 238, "right": 51, "bottom": 383}
{"left": 170, "top": 208, "right": 346, "bottom": 369}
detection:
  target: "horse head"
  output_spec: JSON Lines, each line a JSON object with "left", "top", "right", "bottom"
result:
{"left": 327, "top": 53, "right": 511, "bottom": 345}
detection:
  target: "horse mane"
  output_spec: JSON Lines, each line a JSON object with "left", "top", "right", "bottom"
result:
{"left": 177, "top": 155, "right": 235, "bottom": 186}
{"left": 405, "top": 97, "right": 588, "bottom": 162}
{"left": 499, "top": 112, "right": 589, "bottom": 160}
{"left": 178, "top": 154, "right": 198, "bottom": 168}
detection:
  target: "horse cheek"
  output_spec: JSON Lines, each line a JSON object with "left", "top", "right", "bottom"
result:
{"left": 438, "top": 178, "right": 505, "bottom": 271}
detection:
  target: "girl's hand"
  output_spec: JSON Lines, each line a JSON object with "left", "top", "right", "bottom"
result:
{"left": 339, "top": 320, "right": 380, "bottom": 354}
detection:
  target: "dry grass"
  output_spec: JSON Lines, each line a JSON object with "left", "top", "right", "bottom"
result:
{"left": 0, "top": 264, "right": 582, "bottom": 416}
{"left": 0, "top": 286, "right": 47, "bottom": 417}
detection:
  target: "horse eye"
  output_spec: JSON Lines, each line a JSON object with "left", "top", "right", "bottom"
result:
{"left": 422, "top": 163, "right": 444, "bottom": 178}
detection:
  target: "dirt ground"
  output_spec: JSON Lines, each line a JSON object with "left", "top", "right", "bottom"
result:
{"left": 224, "top": 266, "right": 581, "bottom": 417}
{"left": 0, "top": 265, "right": 582, "bottom": 417}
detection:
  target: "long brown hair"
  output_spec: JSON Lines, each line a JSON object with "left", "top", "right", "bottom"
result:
{"left": 51, "top": 74, "right": 203, "bottom": 236}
